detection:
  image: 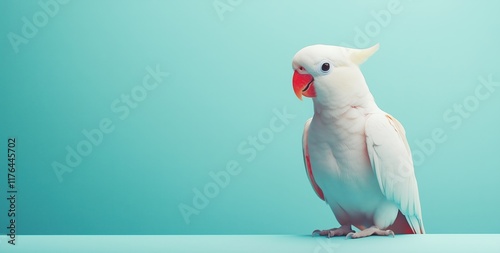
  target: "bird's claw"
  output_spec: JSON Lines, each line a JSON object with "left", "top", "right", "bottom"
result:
{"left": 344, "top": 227, "right": 395, "bottom": 239}
{"left": 312, "top": 227, "right": 355, "bottom": 238}
{"left": 312, "top": 230, "right": 321, "bottom": 237}
{"left": 387, "top": 230, "right": 395, "bottom": 238}
{"left": 345, "top": 232, "right": 354, "bottom": 240}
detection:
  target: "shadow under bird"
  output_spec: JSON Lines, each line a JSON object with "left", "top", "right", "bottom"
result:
{"left": 291, "top": 43, "right": 425, "bottom": 238}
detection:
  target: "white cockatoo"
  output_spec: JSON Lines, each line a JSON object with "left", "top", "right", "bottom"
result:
{"left": 292, "top": 44, "right": 425, "bottom": 238}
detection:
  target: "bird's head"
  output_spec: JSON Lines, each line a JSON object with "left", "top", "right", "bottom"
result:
{"left": 291, "top": 44, "right": 380, "bottom": 104}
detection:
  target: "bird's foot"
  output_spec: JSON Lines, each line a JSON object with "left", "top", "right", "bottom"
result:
{"left": 312, "top": 225, "right": 355, "bottom": 238}
{"left": 346, "top": 226, "right": 394, "bottom": 239}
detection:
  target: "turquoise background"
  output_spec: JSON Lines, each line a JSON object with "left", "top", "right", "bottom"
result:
{"left": 0, "top": 0, "right": 499, "bottom": 236}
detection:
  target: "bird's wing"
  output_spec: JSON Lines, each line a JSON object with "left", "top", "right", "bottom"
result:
{"left": 302, "top": 118, "right": 325, "bottom": 200}
{"left": 365, "top": 113, "right": 425, "bottom": 234}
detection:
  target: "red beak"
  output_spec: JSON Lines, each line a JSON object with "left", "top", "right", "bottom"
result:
{"left": 292, "top": 70, "right": 316, "bottom": 100}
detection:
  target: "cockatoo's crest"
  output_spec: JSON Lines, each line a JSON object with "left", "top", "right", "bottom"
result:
{"left": 348, "top": 43, "right": 380, "bottom": 65}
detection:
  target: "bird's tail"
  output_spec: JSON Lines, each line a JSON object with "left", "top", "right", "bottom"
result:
{"left": 387, "top": 211, "right": 421, "bottom": 234}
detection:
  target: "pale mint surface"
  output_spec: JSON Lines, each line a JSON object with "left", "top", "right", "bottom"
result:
{"left": 1, "top": 235, "right": 500, "bottom": 253}
{"left": 0, "top": 0, "right": 499, "bottom": 235}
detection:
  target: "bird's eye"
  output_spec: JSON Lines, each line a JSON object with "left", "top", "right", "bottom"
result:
{"left": 321, "top": 63, "right": 330, "bottom": 72}
{"left": 317, "top": 60, "right": 332, "bottom": 74}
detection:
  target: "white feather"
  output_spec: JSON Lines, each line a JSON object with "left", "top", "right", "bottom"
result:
{"left": 365, "top": 113, "right": 425, "bottom": 234}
